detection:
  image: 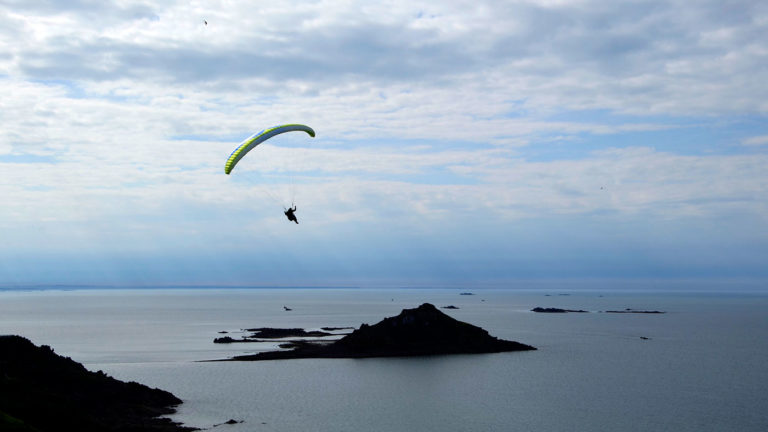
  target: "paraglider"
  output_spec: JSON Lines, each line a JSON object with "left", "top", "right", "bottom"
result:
{"left": 224, "top": 124, "right": 315, "bottom": 175}
{"left": 225, "top": 124, "right": 315, "bottom": 223}
{"left": 284, "top": 205, "right": 298, "bottom": 224}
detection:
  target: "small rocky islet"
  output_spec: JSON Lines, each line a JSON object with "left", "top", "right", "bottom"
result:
{"left": 605, "top": 308, "right": 666, "bottom": 314}
{"left": 531, "top": 307, "right": 589, "bottom": 313}
{"left": 218, "top": 303, "right": 536, "bottom": 361}
{"left": 531, "top": 307, "right": 666, "bottom": 314}
{"left": 214, "top": 327, "right": 341, "bottom": 343}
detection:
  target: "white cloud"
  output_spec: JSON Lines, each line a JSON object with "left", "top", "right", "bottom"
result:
{"left": 742, "top": 135, "right": 768, "bottom": 146}
{"left": 1, "top": 0, "right": 768, "bottom": 282}
{"left": 2, "top": 1, "right": 767, "bottom": 115}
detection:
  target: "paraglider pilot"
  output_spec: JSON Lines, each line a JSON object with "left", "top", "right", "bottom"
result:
{"left": 284, "top": 205, "right": 298, "bottom": 224}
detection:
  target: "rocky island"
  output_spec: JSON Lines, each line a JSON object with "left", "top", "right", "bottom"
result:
{"left": 605, "top": 308, "right": 666, "bottom": 314}
{"left": 226, "top": 303, "right": 535, "bottom": 361}
{"left": 214, "top": 327, "right": 339, "bottom": 343}
{"left": 531, "top": 307, "right": 589, "bottom": 313}
{"left": 0, "top": 335, "right": 192, "bottom": 432}
{"left": 532, "top": 307, "right": 666, "bottom": 314}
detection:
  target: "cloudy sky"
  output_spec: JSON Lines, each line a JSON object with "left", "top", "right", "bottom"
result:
{"left": 1, "top": 0, "right": 767, "bottom": 288}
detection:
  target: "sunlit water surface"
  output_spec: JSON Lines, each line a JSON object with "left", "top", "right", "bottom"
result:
{"left": 1, "top": 288, "right": 767, "bottom": 431}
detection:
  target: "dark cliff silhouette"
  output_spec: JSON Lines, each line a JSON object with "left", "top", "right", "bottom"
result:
{"left": 230, "top": 303, "right": 535, "bottom": 361}
{"left": 0, "top": 335, "right": 193, "bottom": 432}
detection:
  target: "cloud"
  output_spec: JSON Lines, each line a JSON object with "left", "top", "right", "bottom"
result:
{"left": 1, "top": 0, "right": 768, "bottom": 284}
{"left": 3, "top": 1, "right": 767, "bottom": 116}
{"left": 742, "top": 135, "right": 768, "bottom": 146}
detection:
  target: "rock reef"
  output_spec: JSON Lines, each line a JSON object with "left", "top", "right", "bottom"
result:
{"left": 605, "top": 308, "right": 665, "bottom": 314}
{"left": 531, "top": 307, "right": 666, "bottom": 314}
{"left": 228, "top": 303, "right": 535, "bottom": 361}
{"left": 214, "top": 327, "right": 338, "bottom": 343}
{"left": 531, "top": 307, "right": 588, "bottom": 313}
{"left": 0, "top": 335, "right": 192, "bottom": 432}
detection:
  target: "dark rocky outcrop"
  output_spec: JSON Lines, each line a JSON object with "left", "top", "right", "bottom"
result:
{"left": 214, "top": 328, "right": 337, "bottom": 343}
{"left": 212, "top": 419, "right": 243, "bottom": 427}
{"left": 605, "top": 308, "right": 665, "bottom": 314}
{"left": 0, "top": 335, "right": 193, "bottom": 432}
{"left": 531, "top": 307, "right": 588, "bottom": 313}
{"left": 242, "top": 328, "right": 333, "bottom": 338}
{"left": 229, "top": 303, "right": 535, "bottom": 361}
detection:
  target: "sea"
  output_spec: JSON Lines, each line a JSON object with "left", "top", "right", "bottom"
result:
{"left": 1, "top": 287, "right": 767, "bottom": 431}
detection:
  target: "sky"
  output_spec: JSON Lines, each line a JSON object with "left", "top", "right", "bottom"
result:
{"left": 1, "top": 0, "right": 767, "bottom": 288}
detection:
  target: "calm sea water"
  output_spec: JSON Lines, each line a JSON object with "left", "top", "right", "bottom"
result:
{"left": 1, "top": 287, "right": 767, "bottom": 431}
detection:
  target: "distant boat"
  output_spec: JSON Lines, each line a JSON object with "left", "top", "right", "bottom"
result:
{"left": 283, "top": 306, "right": 292, "bottom": 311}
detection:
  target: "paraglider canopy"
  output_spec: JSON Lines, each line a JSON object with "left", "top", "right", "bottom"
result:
{"left": 224, "top": 124, "right": 315, "bottom": 175}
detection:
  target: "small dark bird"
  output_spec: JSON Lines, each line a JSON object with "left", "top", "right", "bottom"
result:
{"left": 204, "top": 19, "right": 208, "bottom": 26}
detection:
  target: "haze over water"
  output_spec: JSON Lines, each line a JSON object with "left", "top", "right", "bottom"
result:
{"left": 2, "top": 287, "right": 766, "bottom": 431}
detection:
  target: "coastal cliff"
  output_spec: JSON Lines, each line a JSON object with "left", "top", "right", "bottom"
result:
{"left": 231, "top": 303, "right": 535, "bottom": 361}
{"left": 0, "top": 335, "right": 192, "bottom": 432}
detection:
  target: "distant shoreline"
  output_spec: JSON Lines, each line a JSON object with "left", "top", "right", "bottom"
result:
{"left": 3, "top": 283, "right": 768, "bottom": 294}
{"left": 0, "top": 285, "right": 365, "bottom": 291}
